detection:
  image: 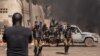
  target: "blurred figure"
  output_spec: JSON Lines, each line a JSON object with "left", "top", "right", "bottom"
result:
{"left": 63, "top": 24, "right": 72, "bottom": 55}
{"left": 54, "top": 28, "right": 60, "bottom": 46}
{"left": 50, "top": 18, "right": 55, "bottom": 35}
{"left": 42, "top": 24, "right": 47, "bottom": 33}
{"left": 50, "top": 18, "right": 55, "bottom": 27}
{"left": 63, "top": 24, "right": 67, "bottom": 34}
{"left": 44, "top": 27, "right": 50, "bottom": 44}
{"left": 42, "top": 24, "right": 50, "bottom": 44}
{"left": 3, "top": 13, "right": 32, "bottom": 56}
{"left": 39, "top": 22, "right": 43, "bottom": 30}
{"left": 32, "top": 21, "right": 43, "bottom": 56}
{"left": 53, "top": 22, "right": 62, "bottom": 46}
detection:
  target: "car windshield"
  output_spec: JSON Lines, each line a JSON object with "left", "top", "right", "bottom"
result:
{"left": 71, "top": 27, "right": 80, "bottom": 33}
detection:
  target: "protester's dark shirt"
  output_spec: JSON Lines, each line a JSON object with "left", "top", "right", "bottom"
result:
{"left": 3, "top": 26, "right": 32, "bottom": 56}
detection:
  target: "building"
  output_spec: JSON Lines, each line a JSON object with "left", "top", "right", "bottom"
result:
{"left": 0, "top": 0, "right": 45, "bottom": 27}
{"left": 0, "top": 0, "right": 22, "bottom": 26}
{"left": 22, "top": 0, "right": 45, "bottom": 27}
{"left": 0, "top": 0, "right": 45, "bottom": 40}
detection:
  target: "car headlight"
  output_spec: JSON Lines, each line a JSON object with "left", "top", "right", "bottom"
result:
{"left": 92, "top": 33, "right": 100, "bottom": 38}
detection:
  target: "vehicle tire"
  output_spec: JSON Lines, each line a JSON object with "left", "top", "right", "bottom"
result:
{"left": 85, "top": 38, "right": 94, "bottom": 47}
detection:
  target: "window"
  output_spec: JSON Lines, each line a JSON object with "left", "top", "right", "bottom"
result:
{"left": 0, "top": 8, "right": 8, "bottom": 13}
{"left": 71, "top": 27, "right": 80, "bottom": 33}
{"left": 0, "top": 11, "right": 2, "bottom": 13}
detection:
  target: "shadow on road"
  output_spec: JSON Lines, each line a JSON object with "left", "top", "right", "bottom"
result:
{"left": 56, "top": 52, "right": 65, "bottom": 55}
{"left": 43, "top": 45, "right": 86, "bottom": 47}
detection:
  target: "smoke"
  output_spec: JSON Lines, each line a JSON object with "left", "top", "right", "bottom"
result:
{"left": 49, "top": 0, "right": 100, "bottom": 33}
{"left": 77, "top": 0, "right": 100, "bottom": 33}
{"left": 26, "top": 0, "right": 100, "bottom": 33}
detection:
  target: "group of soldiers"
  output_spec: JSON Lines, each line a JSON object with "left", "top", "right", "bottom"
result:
{"left": 30, "top": 16, "right": 72, "bottom": 55}
{"left": 2, "top": 13, "right": 72, "bottom": 56}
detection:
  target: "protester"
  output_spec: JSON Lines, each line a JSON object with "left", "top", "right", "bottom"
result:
{"left": 3, "top": 13, "right": 32, "bottom": 56}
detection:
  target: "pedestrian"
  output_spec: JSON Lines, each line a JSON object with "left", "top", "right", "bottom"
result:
{"left": 39, "top": 22, "right": 43, "bottom": 30}
{"left": 63, "top": 24, "right": 72, "bottom": 55}
{"left": 3, "top": 13, "right": 32, "bottom": 56}
{"left": 42, "top": 24, "right": 47, "bottom": 33}
{"left": 54, "top": 28, "right": 60, "bottom": 46}
{"left": 32, "top": 21, "right": 43, "bottom": 56}
{"left": 42, "top": 23, "right": 47, "bottom": 41}
{"left": 56, "top": 23, "right": 63, "bottom": 46}
{"left": 45, "top": 28, "right": 50, "bottom": 44}
{"left": 63, "top": 24, "right": 67, "bottom": 34}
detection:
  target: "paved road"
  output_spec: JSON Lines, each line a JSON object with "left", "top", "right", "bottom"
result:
{"left": 0, "top": 43, "right": 100, "bottom": 56}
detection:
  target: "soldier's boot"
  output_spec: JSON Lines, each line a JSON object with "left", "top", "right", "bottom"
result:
{"left": 65, "top": 46, "right": 69, "bottom": 55}
{"left": 56, "top": 39, "right": 59, "bottom": 46}
{"left": 37, "top": 47, "right": 43, "bottom": 56}
{"left": 34, "top": 47, "right": 37, "bottom": 56}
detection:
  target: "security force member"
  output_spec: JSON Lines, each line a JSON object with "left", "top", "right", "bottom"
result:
{"left": 63, "top": 24, "right": 72, "bottom": 55}
{"left": 32, "top": 21, "right": 43, "bottom": 56}
{"left": 3, "top": 13, "right": 32, "bottom": 56}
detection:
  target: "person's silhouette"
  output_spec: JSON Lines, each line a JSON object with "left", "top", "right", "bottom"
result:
{"left": 3, "top": 13, "right": 32, "bottom": 56}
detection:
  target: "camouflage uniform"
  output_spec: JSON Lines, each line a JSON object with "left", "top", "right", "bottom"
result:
{"left": 63, "top": 24, "right": 72, "bottom": 55}
{"left": 32, "top": 21, "right": 43, "bottom": 56}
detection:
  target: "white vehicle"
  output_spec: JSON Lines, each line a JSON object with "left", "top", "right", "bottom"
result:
{"left": 71, "top": 25, "right": 99, "bottom": 47}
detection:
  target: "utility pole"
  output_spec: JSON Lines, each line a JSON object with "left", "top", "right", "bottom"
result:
{"left": 17, "top": 0, "right": 25, "bottom": 27}
{"left": 21, "top": 0, "right": 25, "bottom": 27}
{"left": 29, "top": 0, "right": 33, "bottom": 27}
